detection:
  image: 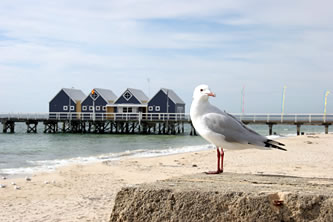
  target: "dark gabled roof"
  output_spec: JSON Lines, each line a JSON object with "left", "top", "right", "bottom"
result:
{"left": 115, "top": 88, "right": 149, "bottom": 104}
{"left": 154, "top": 88, "right": 185, "bottom": 104}
{"left": 128, "top": 88, "right": 149, "bottom": 103}
{"left": 62, "top": 88, "right": 86, "bottom": 102}
{"left": 94, "top": 88, "right": 117, "bottom": 103}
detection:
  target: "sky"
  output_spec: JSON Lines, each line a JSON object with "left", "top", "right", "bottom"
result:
{"left": 0, "top": 0, "right": 332, "bottom": 113}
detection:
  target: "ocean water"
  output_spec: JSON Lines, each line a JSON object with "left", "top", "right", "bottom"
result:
{"left": 0, "top": 122, "right": 330, "bottom": 176}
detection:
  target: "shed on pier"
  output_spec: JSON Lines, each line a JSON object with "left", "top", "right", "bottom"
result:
{"left": 49, "top": 88, "right": 86, "bottom": 113}
{"left": 148, "top": 88, "right": 185, "bottom": 113}
{"left": 81, "top": 88, "right": 117, "bottom": 116}
{"left": 107, "top": 88, "right": 149, "bottom": 114}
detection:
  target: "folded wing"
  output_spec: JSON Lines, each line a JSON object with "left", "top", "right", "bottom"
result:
{"left": 203, "top": 111, "right": 286, "bottom": 150}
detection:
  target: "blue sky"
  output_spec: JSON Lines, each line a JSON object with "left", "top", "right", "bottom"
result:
{"left": 0, "top": 0, "right": 332, "bottom": 113}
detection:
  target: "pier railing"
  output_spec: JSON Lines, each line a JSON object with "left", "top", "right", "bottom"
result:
{"left": 1, "top": 112, "right": 332, "bottom": 124}
{"left": 0, "top": 112, "right": 191, "bottom": 122}
{"left": 235, "top": 113, "right": 333, "bottom": 124}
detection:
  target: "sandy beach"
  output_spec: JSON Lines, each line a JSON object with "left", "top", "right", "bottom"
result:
{"left": 1, "top": 134, "right": 333, "bottom": 222}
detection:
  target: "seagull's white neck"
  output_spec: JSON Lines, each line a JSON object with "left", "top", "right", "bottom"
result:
{"left": 190, "top": 97, "right": 211, "bottom": 118}
{"left": 193, "top": 97, "right": 209, "bottom": 105}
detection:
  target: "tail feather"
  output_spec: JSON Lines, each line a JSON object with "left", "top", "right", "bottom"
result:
{"left": 265, "top": 140, "right": 287, "bottom": 151}
{"left": 268, "top": 140, "right": 285, "bottom": 146}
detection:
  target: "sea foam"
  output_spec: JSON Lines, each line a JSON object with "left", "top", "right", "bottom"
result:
{"left": 0, "top": 144, "right": 212, "bottom": 175}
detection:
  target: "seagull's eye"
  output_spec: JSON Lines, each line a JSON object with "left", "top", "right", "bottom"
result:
{"left": 200, "top": 89, "right": 203, "bottom": 92}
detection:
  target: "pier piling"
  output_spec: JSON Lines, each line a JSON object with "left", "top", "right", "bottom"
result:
{"left": 43, "top": 121, "right": 58, "bottom": 133}
{"left": 268, "top": 124, "right": 274, "bottom": 135}
{"left": 325, "top": 124, "right": 329, "bottom": 134}
{"left": 296, "top": 124, "right": 301, "bottom": 136}
{"left": 190, "top": 122, "right": 197, "bottom": 136}
{"left": 2, "top": 121, "right": 15, "bottom": 133}
{"left": 26, "top": 121, "right": 38, "bottom": 133}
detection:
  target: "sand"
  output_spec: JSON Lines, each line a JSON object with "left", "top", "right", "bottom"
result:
{"left": 0, "top": 134, "right": 333, "bottom": 221}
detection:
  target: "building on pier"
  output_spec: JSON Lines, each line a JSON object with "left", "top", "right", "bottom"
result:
{"left": 148, "top": 88, "right": 185, "bottom": 114}
{"left": 49, "top": 88, "right": 86, "bottom": 118}
{"left": 81, "top": 88, "right": 117, "bottom": 119}
{"left": 107, "top": 88, "right": 149, "bottom": 114}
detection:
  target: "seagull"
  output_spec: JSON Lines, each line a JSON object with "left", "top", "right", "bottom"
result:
{"left": 190, "top": 84, "right": 286, "bottom": 174}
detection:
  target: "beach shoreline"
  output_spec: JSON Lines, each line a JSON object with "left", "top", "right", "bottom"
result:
{"left": 1, "top": 134, "right": 333, "bottom": 221}
{"left": 0, "top": 133, "right": 310, "bottom": 179}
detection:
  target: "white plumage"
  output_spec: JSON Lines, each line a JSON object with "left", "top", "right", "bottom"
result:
{"left": 190, "top": 84, "right": 286, "bottom": 174}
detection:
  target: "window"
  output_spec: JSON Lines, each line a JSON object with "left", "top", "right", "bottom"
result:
{"left": 127, "top": 107, "right": 133, "bottom": 113}
{"left": 155, "top": 106, "right": 160, "bottom": 111}
{"left": 177, "top": 106, "right": 184, "bottom": 113}
{"left": 89, "top": 106, "right": 94, "bottom": 111}
{"left": 63, "top": 106, "right": 68, "bottom": 111}
{"left": 82, "top": 106, "right": 87, "bottom": 111}
{"left": 96, "top": 106, "right": 100, "bottom": 111}
{"left": 148, "top": 106, "right": 153, "bottom": 111}
{"left": 102, "top": 106, "right": 106, "bottom": 111}
{"left": 70, "top": 106, "right": 75, "bottom": 111}
{"left": 123, "top": 91, "right": 132, "bottom": 101}
{"left": 123, "top": 107, "right": 128, "bottom": 113}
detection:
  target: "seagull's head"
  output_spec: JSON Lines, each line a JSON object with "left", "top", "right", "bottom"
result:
{"left": 193, "top": 84, "right": 216, "bottom": 101}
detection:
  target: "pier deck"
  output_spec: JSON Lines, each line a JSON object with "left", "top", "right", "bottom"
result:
{"left": 0, "top": 113, "right": 332, "bottom": 135}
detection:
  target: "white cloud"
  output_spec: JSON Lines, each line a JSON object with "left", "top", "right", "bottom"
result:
{"left": 0, "top": 0, "right": 333, "bottom": 113}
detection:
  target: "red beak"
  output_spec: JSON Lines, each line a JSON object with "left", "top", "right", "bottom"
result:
{"left": 207, "top": 92, "right": 216, "bottom": 97}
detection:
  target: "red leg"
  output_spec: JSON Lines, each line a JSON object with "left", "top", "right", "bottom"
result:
{"left": 220, "top": 147, "right": 224, "bottom": 173}
{"left": 217, "top": 148, "right": 221, "bottom": 172}
{"left": 205, "top": 147, "right": 222, "bottom": 174}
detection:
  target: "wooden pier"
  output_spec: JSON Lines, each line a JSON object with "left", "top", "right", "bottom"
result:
{"left": 235, "top": 113, "right": 333, "bottom": 135}
{"left": 0, "top": 113, "right": 191, "bottom": 135}
{"left": 0, "top": 113, "right": 332, "bottom": 135}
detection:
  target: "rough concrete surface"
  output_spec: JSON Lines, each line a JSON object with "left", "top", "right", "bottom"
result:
{"left": 110, "top": 173, "right": 333, "bottom": 222}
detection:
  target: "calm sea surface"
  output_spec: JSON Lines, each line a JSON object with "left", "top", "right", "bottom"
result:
{"left": 0, "top": 123, "right": 330, "bottom": 176}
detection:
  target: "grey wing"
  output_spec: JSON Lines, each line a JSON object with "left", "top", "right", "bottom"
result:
{"left": 203, "top": 112, "right": 267, "bottom": 146}
{"left": 224, "top": 112, "right": 262, "bottom": 136}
